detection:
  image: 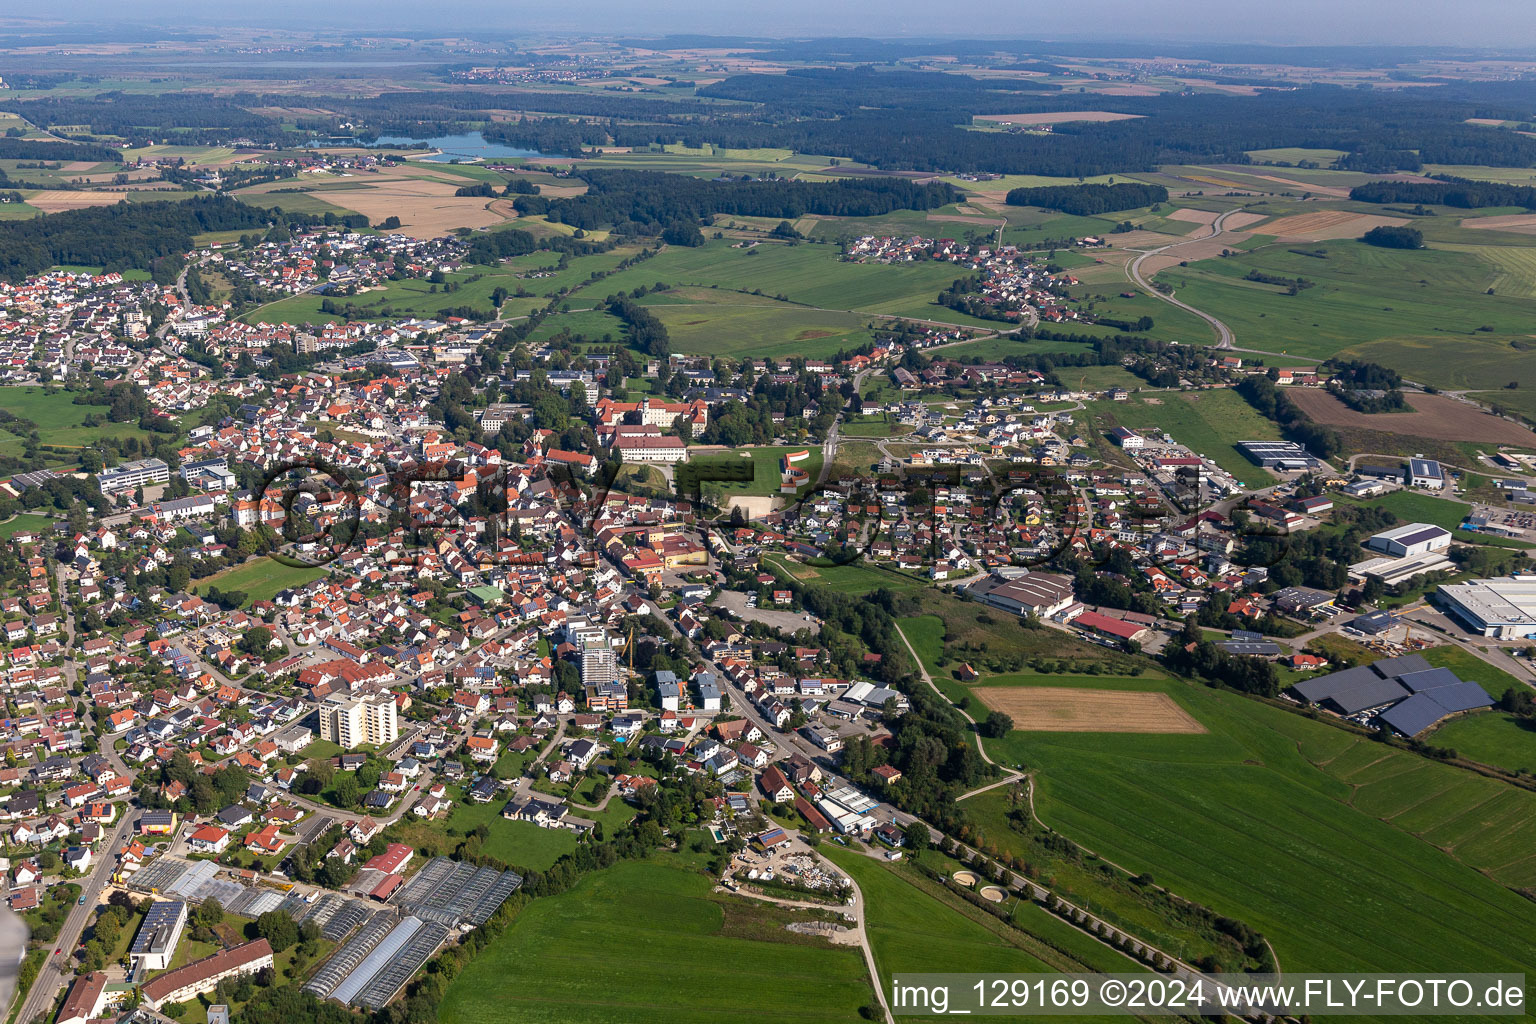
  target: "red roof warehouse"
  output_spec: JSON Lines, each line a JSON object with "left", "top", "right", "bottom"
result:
{"left": 1073, "top": 610, "right": 1150, "bottom": 643}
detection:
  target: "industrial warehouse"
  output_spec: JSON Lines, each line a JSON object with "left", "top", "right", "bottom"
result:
{"left": 1437, "top": 574, "right": 1536, "bottom": 639}
{"left": 1288, "top": 654, "right": 1495, "bottom": 736}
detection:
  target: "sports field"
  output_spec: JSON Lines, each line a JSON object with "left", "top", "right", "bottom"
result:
{"left": 761, "top": 552, "right": 926, "bottom": 596}
{"left": 975, "top": 686, "right": 1205, "bottom": 733}
{"left": 974, "top": 676, "right": 1536, "bottom": 981}
{"left": 439, "top": 860, "right": 875, "bottom": 1024}
{"left": 193, "top": 558, "right": 326, "bottom": 605}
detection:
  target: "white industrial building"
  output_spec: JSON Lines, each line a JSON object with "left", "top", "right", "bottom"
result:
{"left": 1366, "top": 522, "right": 1452, "bottom": 558}
{"left": 1347, "top": 551, "right": 1454, "bottom": 586}
{"left": 1438, "top": 575, "right": 1536, "bottom": 639}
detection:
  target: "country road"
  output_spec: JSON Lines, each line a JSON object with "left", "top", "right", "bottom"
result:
{"left": 1125, "top": 208, "right": 1242, "bottom": 349}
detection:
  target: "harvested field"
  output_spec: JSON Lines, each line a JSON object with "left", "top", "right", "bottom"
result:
{"left": 243, "top": 174, "right": 516, "bottom": 234}
{"left": 1104, "top": 229, "right": 1185, "bottom": 248}
{"left": 1220, "top": 211, "right": 1270, "bottom": 230}
{"left": 1288, "top": 389, "right": 1536, "bottom": 445}
{"left": 26, "top": 191, "right": 134, "bottom": 212}
{"left": 1258, "top": 210, "right": 1409, "bottom": 240}
{"left": 975, "top": 686, "right": 1206, "bottom": 734}
{"left": 1249, "top": 174, "right": 1352, "bottom": 198}
{"left": 975, "top": 111, "right": 1143, "bottom": 126}
{"left": 1166, "top": 207, "right": 1218, "bottom": 226}
{"left": 1462, "top": 214, "right": 1536, "bottom": 236}
{"left": 1137, "top": 231, "right": 1255, "bottom": 275}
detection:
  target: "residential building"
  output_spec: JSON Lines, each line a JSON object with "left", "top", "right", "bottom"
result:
{"left": 316, "top": 690, "right": 399, "bottom": 748}
{"left": 141, "top": 940, "right": 274, "bottom": 1010}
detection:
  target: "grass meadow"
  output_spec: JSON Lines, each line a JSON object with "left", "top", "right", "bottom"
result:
{"left": 439, "top": 859, "right": 875, "bottom": 1024}
{"left": 0, "top": 386, "right": 157, "bottom": 463}
{"left": 971, "top": 674, "right": 1536, "bottom": 988}
{"left": 1151, "top": 238, "right": 1536, "bottom": 398}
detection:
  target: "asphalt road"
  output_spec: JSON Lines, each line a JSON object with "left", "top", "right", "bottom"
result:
{"left": 1125, "top": 208, "right": 1240, "bottom": 349}
{"left": 15, "top": 809, "right": 139, "bottom": 1024}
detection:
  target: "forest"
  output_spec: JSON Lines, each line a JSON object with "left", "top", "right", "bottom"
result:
{"left": 0, "top": 195, "right": 367, "bottom": 281}
{"left": 1004, "top": 182, "right": 1169, "bottom": 215}
{"left": 514, "top": 168, "right": 958, "bottom": 232}
{"left": 16, "top": 68, "right": 1536, "bottom": 180}
{"left": 1351, "top": 177, "right": 1536, "bottom": 208}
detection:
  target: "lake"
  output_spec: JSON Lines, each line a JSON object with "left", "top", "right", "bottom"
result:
{"left": 369, "top": 133, "right": 559, "bottom": 163}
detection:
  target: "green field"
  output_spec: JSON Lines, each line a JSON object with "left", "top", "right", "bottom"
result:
{"left": 821, "top": 848, "right": 1149, "bottom": 1024}
{"left": 391, "top": 788, "right": 579, "bottom": 871}
{"left": 192, "top": 558, "right": 326, "bottom": 605}
{"left": 970, "top": 674, "right": 1536, "bottom": 985}
{"left": 1086, "top": 389, "right": 1285, "bottom": 487}
{"left": 1245, "top": 147, "right": 1351, "bottom": 166}
{"left": 240, "top": 265, "right": 552, "bottom": 326}
{"left": 0, "top": 385, "right": 158, "bottom": 460}
{"left": 641, "top": 288, "right": 873, "bottom": 359}
{"left": 1151, "top": 239, "right": 1536, "bottom": 396}
{"left": 566, "top": 238, "right": 1005, "bottom": 329}
{"left": 690, "top": 446, "right": 824, "bottom": 498}
{"left": 0, "top": 513, "right": 57, "bottom": 540}
{"left": 1417, "top": 647, "right": 1536, "bottom": 773}
{"left": 762, "top": 552, "right": 927, "bottom": 596}
{"left": 439, "top": 859, "right": 875, "bottom": 1024}
{"left": 1429, "top": 710, "right": 1536, "bottom": 775}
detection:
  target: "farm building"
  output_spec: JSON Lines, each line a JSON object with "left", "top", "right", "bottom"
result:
{"left": 966, "top": 571, "right": 1076, "bottom": 618}
{"left": 1108, "top": 426, "right": 1145, "bottom": 450}
{"left": 1073, "top": 610, "right": 1150, "bottom": 644}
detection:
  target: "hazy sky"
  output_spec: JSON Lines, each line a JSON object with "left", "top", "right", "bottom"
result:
{"left": 29, "top": 1, "right": 1536, "bottom": 49}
